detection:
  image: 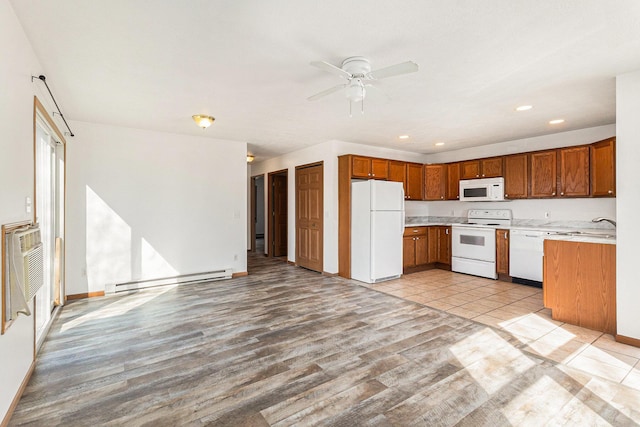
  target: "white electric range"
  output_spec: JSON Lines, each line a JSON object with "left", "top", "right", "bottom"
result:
{"left": 451, "top": 209, "right": 512, "bottom": 279}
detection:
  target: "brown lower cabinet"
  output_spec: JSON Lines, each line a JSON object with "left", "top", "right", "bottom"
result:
{"left": 403, "top": 227, "right": 428, "bottom": 269}
{"left": 427, "top": 226, "right": 451, "bottom": 265}
{"left": 496, "top": 229, "right": 509, "bottom": 275}
{"left": 543, "top": 239, "right": 616, "bottom": 334}
{"left": 403, "top": 226, "right": 451, "bottom": 272}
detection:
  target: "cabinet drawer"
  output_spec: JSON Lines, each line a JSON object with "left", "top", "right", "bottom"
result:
{"left": 404, "top": 226, "right": 427, "bottom": 237}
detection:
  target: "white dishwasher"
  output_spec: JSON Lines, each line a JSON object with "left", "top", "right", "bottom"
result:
{"left": 509, "top": 229, "right": 559, "bottom": 283}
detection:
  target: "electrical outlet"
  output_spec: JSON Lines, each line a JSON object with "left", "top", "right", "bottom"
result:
{"left": 544, "top": 212, "right": 550, "bottom": 219}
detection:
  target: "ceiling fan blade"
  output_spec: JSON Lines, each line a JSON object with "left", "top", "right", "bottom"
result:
{"left": 307, "top": 84, "right": 346, "bottom": 101}
{"left": 310, "top": 61, "right": 352, "bottom": 79}
{"left": 368, "top": 61, "right": 419, "bottom": 80}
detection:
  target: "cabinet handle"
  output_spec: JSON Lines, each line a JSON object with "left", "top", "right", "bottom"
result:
{"left": 482, "top": 174, "right": 485, "bottom": 177}
{"left": 476, "top": 174, "right": 479, "bottom": 177}
{"left": 456, "top": 196, "right": 459, "bottom": 199}
{"left": 446, "top": 229, "right": 449, "bottom": 235}
{"left": 441, "top": 196, "right": 444, "bottom": 199}
{"left": 608, "top": 190, "right": 613, "bottom": 194}
{"left": 413, "top": 230, "right": 418, "bottom": 233}
{"left": 560, "top": 192, "right": 564, "bottom": 196}
{"left": 505, "top": 194, "right": 509, "bottom": 197}
{"left": 552, "top": 192, "right": 556, "bottom": 196}
{"left": 504, "top": 232, "right": 507, "bottom": 240}
{"left": 372, "top": 174, "right": 375, "bottom": 177}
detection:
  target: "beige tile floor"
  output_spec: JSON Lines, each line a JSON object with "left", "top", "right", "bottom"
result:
{"left": 365, "top": 269, "right": 640, "bottom": 392}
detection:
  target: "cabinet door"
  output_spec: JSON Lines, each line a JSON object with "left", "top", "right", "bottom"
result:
{"left": 370, "top": 158, "right": 389, "bottom": 179}
{"left": 480, "top": 157, "right": 503, "bottom": 178}
{"left": 446, "top": 163, "right": 460, "bottom": 200}
{"left": 438, "top": 227, "right": 451, "bottom": 265}
{"left": 388, "top": 161, "right": 407, "bottom": 195}
{"left": 460, "top": 160, "right": 480, "bottom": 179}
{"left": 503, "top": 154, "right": 528, "bottom": 199}
{"left": 427, "top": 227, "right": 440, "bottom": 263}
{"left": 403, "top": 236, "right": 416, "bottom": 269}
{"left": 406, "top": 163, "right": 423, "bottom": 200}
{"left": 496, "top": 229, "right": 509, "bottom": 274}
{"left": 351, "top": 156, "right": 371, "bottom": 178}
{"left": 559, "top": 146, "right": 590, "bottom": 197}
{"left": 530, "top": 150, "right": 557, "bottom": 198}
{"left": 424, "top": 164, "right": 447, "bottom": 200}
{"left": 591, "top": 138, "right": 616, "bottom": 197}
{"left": 415, "top": 235, "right": 429, "bottom": 266}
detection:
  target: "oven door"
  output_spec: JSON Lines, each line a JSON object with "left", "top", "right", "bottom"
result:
{"left": 451, "top": 226, "right": 496, "bottom": 262}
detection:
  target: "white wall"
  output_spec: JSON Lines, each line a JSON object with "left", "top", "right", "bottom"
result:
{"left": 406, "top": 124, "right": 617, "bottom": 222}
{"left": 250, "top": 140, "right": 425, "bottom": 273}
{"left": 65, "top": 121, "right": 247, "bottom": 295}
{"left": 616, "top": 70, "right": 640, "bottom": 341}
{"left": 0, "top": 0, "right": 59, "bottom": 420}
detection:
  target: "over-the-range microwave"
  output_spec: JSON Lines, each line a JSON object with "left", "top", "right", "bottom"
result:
{"left": 459, "top": 177, "right": 505, "bottom": 202}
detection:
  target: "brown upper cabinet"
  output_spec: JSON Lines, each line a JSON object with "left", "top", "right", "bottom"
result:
{"left": 388, "top": 160, "right": 406, "bottom": 186}
{"left": 460, "top": 157, "right": 503, "bottom": 179}
{"left": 446, "top": 163, "right": 460, "bottom": 200}
{"left": 559, "top": 146, "right": 590, "bottom": 197}
{"left": 389, "top": 161, "right": 423, "bottom": 200}
{"left": 591, "top": 138, "right": 616, "bottom": 197}
{"left": 529, "top": 150, "right": 557, "bottom": 198}
{"left": 503, "top": 154, "right": 528, "bottom": 199}
{"left": 406, "top": 163, "right": 424, "bottom": 200}
{"left": 351, "top": 156, "right": 388, "bottom": 179}
{"left": 424, "top": 164, "right": 447, "bottom": 200}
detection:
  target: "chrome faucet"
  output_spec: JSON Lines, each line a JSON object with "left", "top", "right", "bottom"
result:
{"left": 592, "top": 217, "right": 617, "bottom": 227}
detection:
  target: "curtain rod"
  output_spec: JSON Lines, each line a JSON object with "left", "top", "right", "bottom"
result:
{"left": 31, "top": 74, "right": 74, "bottom": 137}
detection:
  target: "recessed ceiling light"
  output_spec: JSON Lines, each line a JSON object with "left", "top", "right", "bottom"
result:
{"left": 515, "top": 105, "right": 533, "bottom": 111}
{"left": 435, "top": 142, "right": 445, "bottom": 146}
{"left": 549, "top": 119, "right": 565, "bottom": 125}
{"left": 398, "top": 135, "right": 410, "bottom": 140}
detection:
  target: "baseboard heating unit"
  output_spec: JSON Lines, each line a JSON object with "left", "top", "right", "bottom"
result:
{"left": 106, "top": 269, "right": 233, "bottom": 294}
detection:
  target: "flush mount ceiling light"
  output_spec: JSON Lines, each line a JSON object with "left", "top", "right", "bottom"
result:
{"left": 246, "top": 154, "right": 255, "bottom": 163}
{"left": 515, "top": 105, "right": 533, "bottom": 111}
{"left": 192, "top": 115, "right": 215, "bottom": 129}
{"left": 435, "top": 142, "right": 445, "bottom": 146}
{"left": 398, "top": 135, "right": 410, "bottom": 140}
{"left": 549, "top": 119, "right": 565, "bottom": 125}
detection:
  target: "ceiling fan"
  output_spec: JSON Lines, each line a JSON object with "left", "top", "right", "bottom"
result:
{"left": 308, "top": 56, "right": 419, "bottom": 115}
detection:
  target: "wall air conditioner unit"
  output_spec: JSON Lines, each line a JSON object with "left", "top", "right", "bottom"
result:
{"left": 11, "top": 226, "right": 45, "bottom": 307}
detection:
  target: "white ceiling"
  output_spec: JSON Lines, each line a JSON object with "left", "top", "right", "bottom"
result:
{"left": 10, "top": 1, "right": 640, "bottom": 161}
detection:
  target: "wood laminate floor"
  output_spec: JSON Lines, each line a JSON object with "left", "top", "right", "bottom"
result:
{"left": 10, "top": 249, "right": 640, "bottom": 426}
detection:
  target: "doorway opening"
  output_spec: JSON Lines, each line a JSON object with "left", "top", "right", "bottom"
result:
{"left": 295, "top": 162, "right": 323, "bottom": 273}
{"left": 250, "top": 174, "right": 265, "bottom": 254}
{"left": 268, "top": 169, "right": 288, "bottom": 259}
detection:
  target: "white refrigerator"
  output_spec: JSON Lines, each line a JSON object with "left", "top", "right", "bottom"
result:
{"left": 351, "top": 180, "right": 405, "bottom": 284}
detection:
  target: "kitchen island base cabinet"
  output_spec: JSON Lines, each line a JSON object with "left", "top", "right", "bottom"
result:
{"left": 543, "top": 240, "right": 616, "bottom": 335}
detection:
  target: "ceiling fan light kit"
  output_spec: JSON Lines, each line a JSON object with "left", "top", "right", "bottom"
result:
{"left": 308, "top": 56, "right": 418, "bottom": 116}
